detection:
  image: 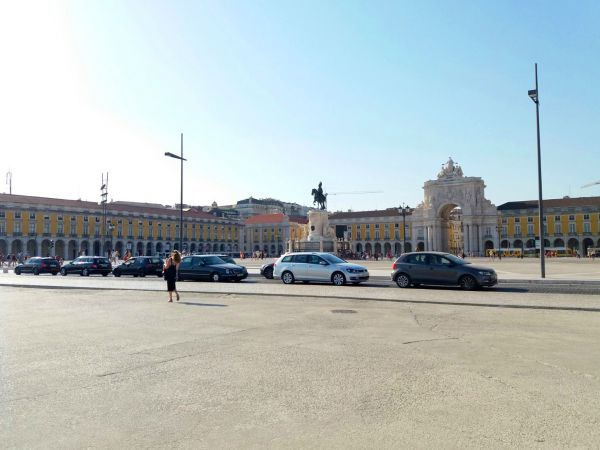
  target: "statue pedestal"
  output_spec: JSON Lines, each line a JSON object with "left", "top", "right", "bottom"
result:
{"left": 289, "top": 210, "right": 337, "bottom": 253}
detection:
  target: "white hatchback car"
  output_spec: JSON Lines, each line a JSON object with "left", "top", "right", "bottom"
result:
{"left": 273, "top": 252, "right": 369, "bottom": 286}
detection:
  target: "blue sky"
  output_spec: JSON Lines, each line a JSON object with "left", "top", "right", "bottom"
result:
{"left": 1, "top": 0, "right": 599, "bottom": 212}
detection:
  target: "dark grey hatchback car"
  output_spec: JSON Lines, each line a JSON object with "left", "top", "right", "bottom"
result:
{"left": 391, "top": 252, "right": 497, "bottom": 290}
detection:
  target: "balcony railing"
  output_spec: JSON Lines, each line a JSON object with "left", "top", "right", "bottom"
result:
{"left": 13, "top": 232, "right": 22, "bottom": 236}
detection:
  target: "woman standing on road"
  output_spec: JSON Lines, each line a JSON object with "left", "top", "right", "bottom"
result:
{"left": 163, "top": 250, "right": 182, "bottom": 303}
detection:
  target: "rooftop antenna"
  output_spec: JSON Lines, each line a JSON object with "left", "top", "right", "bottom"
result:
{"left": 6, "top": 171, "right": 12, "bottom": 194}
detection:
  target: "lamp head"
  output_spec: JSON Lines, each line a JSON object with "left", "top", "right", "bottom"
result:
{"left": 528, "top": 89, "right": 538, "bottom": 103}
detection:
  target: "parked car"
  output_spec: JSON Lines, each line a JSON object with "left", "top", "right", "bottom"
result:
{"left": 14, "top": 257, "right": 60, "bottom": 275}
{"left": 260, "top": 262, "right": 274, "bottom": 279}
{"left": 112, "top": 256, "right": 164, "bottom": 277}
{"left": 60, "top": 256, "right": 113, "bottom": 276}
{"left": 214, "top": 254, "right": 236, "bottom": 264}
{"left": 391, "top": 251, "right": 497, "bottom": 290}
{"left": 177, "top": 255, "right": 248, "bottom": 282}
{"left": 273, "top": 252, "right": 369, "bottom": 285}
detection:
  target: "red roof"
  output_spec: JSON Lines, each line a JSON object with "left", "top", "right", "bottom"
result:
{"left": 244, "top": 213, "right": 286, "bottom": 225}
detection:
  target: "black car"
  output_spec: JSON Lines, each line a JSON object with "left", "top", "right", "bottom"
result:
{"left": 14, "top": 257, "right": 61, "bottom": 275}
{"left": 178, "top": 255, "right": 248, "bottom": 282}
{"left": 260, "top": 262, "right": 274, "bottom": 279}
{"left": 113, "top": 256, "right": 164, "bottom": 277}
{"left": 391, "top": 251, "right": 497, "bottom": 290}
{"left": 60, "top": 256, "right": 113, "bottom": 277}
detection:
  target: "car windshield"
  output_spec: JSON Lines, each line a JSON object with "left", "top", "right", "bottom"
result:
{"left": 203, "top": 256, "right": 226, "bottom": 265}
{"left": 24, "top": 258, "right": 38, "bottom": 264}
{"left": 321, "top": 254, "right": 347, "bottom": 264}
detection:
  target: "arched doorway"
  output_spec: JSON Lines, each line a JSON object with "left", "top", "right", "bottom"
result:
{"left": 80, "top": 241, "right": 89, "bottom": 256}
{"left": 136, "top": 242, "right": 144, "bottom": 256}
{"left": 394, "top": 243, "right": 401, "bottom": 255}
{"left": 485, "top": 241, "right": 494, "bottom": 252}
{"left": 11, "top": 240, "right": 23, "bottom": 254}
{"left": 365, "top": 243, "right": 372, "bottom": 255}
{"left": 583, "top": 238, "right": 594, "bottom": 255}
{"left": 68, "top": 240, "right": 78, "bottom": 259}
{"left": 374, "top": 242, "right": 382, "bottom": 255}
{"left": 417, "top": 242, "right": 424, "bottom": 251}
{"left": 554, "top": 238, "right": 564, "bottom": 247}
{"left": 155, "top": 242, "right": 162, "bottom": 255}
{"left": 27, "top": 239, "right": 37, "bottom": 256}
{"left": 356, "top": 243, "right": 363, "bottom": 253}
{"left": 0, "top": 239, "right": 7, "bottom": 255}
{"left": 55, "top": 240, "right": 65, "bottom": 259}
{"left": 41, "top": 239, "right": 52, "bottom": 257}
{"left": 383, "top": 242, "right": 391, "bottom": 257}
{"left": 438, "top": 204, "right": 463, "bottom": 254}
{"left": 404, "top": 242, "right": 412, "bottom": 252}
{"left": 93, "top": 240, "right": 101, "bottom": 256}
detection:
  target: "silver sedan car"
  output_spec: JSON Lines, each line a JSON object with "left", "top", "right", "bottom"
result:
{"left": 273, "top": 252, "right": 369, "bottom": 286}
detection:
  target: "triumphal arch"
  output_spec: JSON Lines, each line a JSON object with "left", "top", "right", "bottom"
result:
{"left": 411, "top": 158, "right": 498, "bottom": 255}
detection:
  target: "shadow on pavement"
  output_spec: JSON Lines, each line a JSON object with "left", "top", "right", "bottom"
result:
{"left": 177, "top": 301, "right": 228, "bottom": 307}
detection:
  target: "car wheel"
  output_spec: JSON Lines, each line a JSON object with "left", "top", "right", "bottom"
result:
{"left": 60, "top": 268, "right": 67, "bottom": 276}
{"left": 102, "top": 273, "right": 108, "bottom": 277}
{"left": 211, "top": 272, "right": 220, "bottom": 282}
{"left": 52, "top": 272, "right": 57, "bottom": 276}
{"left": 114, "top": 272, "right": 121, "bottom": 277}
{"left": 395, "top": 273, "right": 411, "bottom": 288}
{"left": 33, "top": 267, "right": 40, "bottom": 275}
{"left": 281, "top": 271, "right": 295, "bottom": 284}
{"left": 82, "top": 268, "right": 89, "bottom": 276}
{"left": 264, "top": 267, "right": 274, "bottom": 279}
{"left": 332, "top": 272, "right": 346, "bottom": 286}
{"left": 459, "top": 275, "right": 478, "bottom": 291}
{"left": 14, "top": 268, "right": 21, "bottom": 275}
{"left": 138, "top": 270, "right": 145, "bottom": 278}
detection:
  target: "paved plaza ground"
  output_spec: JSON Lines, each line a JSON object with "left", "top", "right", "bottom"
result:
{"left": 2, "top": 270, "right": 600, "bottom": 448}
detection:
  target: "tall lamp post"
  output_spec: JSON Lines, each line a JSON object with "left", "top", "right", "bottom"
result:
{"left": 528, "top": 63, "right": 545, "bottom": 278}
{"left": 165, "top": 133, "right": 186, "bottom": 254}
{"left": 398, "top": 203, "right": 411, "bottom": 254}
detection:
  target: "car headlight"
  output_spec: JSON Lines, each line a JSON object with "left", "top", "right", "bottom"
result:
{"left": 477, "top": 271, "right": 492, "bottom": 276}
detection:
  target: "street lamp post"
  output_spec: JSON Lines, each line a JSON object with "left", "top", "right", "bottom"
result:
{"left": 528, "top": 63, "right": 545, "bottom": 278}
{"left": 398, "top": 203, "right": 411, "bottom": 254}
{"left": 165, "top": 133, "right": 186, "bottom": 254}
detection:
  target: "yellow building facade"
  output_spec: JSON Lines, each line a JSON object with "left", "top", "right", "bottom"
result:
{"left": 0, "top": 194, "right": 243, "bottom": 259}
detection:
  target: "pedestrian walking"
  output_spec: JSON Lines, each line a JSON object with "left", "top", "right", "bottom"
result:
{"left": 163, "top": 250, "right": 181, "bottom": 303}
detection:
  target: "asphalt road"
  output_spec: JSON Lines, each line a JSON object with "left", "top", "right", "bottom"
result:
{"left": 2, "top": 276, "right": 600, "bottom": 448}
{"left": 1, "top": 270, "right": 599, "bottom": 296}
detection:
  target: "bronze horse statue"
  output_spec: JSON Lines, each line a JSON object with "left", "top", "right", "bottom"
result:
{"left": 311, "top": 182, "right": 327, "bottom": 210}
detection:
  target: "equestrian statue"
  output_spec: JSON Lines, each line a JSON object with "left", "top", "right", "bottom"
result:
{"left": 311, "top": 181, "right": 327, "bottom": 210}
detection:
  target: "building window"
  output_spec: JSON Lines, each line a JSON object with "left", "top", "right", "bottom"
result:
{"left": 569, "top": 215, "right": 575, "bottom": 221}
{"left": 515, "top": 224, "right": 521, "bottom": 235}
{"left": 583, "top": 214, "right": 590, "bottom": 220}
{"left": 554, "top": 215, "right": 561, "bottom": 221}
{"left": 57, "top": 221, "right": 64, "bottom": 234}
{"left": 515, "top": 217, "right": 520, "bottom": 223}
{"left": 30, "top": 213, "right": 36, "bottom": 220}
{"left": 83, "top": 222, "right": 89, "bottom": 236}
{"left": 84, "top": 216, "right": 89, "bottom": 222}
{"left": 527, "top": 224, "right": 534, "bottom": 235}
{"left": 29, "top": 221, "right": 36, "bottom": 234}
{"left": 375, "top": 230, "right": 380, "bottom": 240}
{"left": 554, "top": 223, "right": 561, "bottom": 234}
{"left": 117, "top": 224, "right": 123, "bottom": 238}
{"left": 527, "top": 217, "right": 533, "bottom": 223}
{"left": 44, "top": 218, "right": 50, "bottom": 234}
{"left": 0, "top": 220, "right": 6, "bottom": 234}
{"left": 357, "top": 230, "right": 362, "bottom": 240}
{"left": 15, "top": 212, "right": 21, "bottom": 219}
{"left": 14, "top": 221, "right": 21, "bottom": 233}
{"left": 0, "top": 211, "right": 5, "bottom": 218}
{"left": 95, "top": 217, "right": 100, "bottom": 223}
{"left": 138, "top": 221, "right": 143, "bottom": 239}
{"left": 70, "top": 217, "right": 76, "bottom": 234}
{"left": 584, "top": 222, "right": 591, "bottom": 233}
{"left": 157, "top": 223, "right": 162, "bottom": 239}
{"left": 128, "top": 221, "right": 133, "bottom": 237}
{"left": 569, "top": 222, "right": 576, "bottom": 234}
